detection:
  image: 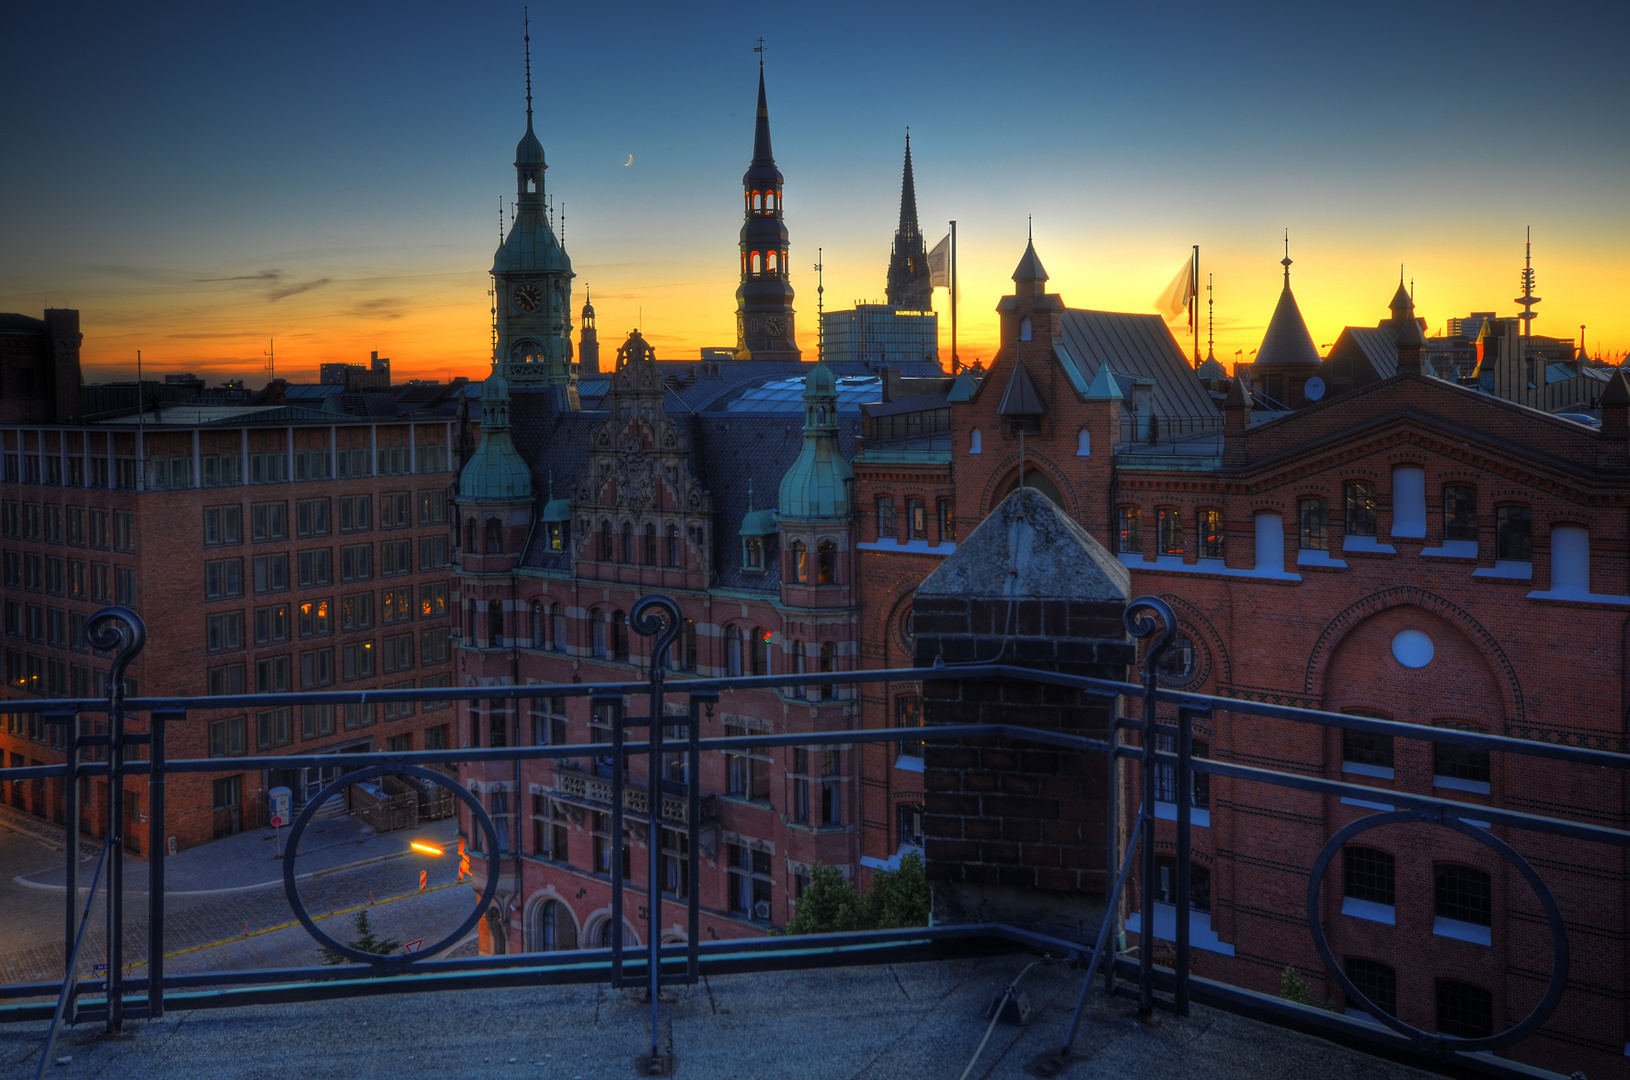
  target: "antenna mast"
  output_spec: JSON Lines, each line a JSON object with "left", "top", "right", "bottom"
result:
{"left": 814, "top": 247, "right": 824, "bottom": 362}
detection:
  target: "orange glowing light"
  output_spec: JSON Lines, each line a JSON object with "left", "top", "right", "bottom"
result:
{"left": 410, "top": 841, "right": 444, "bottom": 856}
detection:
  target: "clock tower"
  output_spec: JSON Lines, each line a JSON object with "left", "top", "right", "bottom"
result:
{"left": 734, "top": 54, "right": 800, "bottom": 362}
{"left": 493, "top": 19, "right": 574, "bottom": 386}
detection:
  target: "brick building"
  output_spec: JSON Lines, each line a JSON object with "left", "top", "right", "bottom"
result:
{"left": 0, "top": 398, "right": 466, "bottom": 853}
{"left": 848, "top": 238, "right": 1629, "bottom": 1075}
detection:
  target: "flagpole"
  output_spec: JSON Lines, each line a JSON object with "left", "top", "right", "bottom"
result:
{"left": 950, "top": 219, "right": 958, "bottom": 375}
{"left": 1192, "top": 244, "right": 1200, "bottom": 369}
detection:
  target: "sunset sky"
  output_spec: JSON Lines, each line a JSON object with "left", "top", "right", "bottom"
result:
{"left": 2, "top": 1, "right": 1626, "bottom": 385}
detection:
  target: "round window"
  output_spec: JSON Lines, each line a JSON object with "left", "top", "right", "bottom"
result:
{"left": 1391, "top": 629, "right": 1434, "bottom": 669}
{"left": 900, "top": 609, "right": 916, "bottom": 655}
{"left": 1155, "top": 632, "right": 1200, "bottom": 686}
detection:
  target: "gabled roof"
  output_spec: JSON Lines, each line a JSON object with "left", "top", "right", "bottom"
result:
{"left": 997, "top": 361, "right": 1046, "bottom": 416}
{"left": 1254, "top": 280, "right": 1321, "bottom": 367}
{"left": 1053, "top": 310, "right": 1216, "bottom": 421}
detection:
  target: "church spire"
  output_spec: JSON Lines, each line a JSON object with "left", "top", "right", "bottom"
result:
{"left": 752, "top": 42, "right": 774, "bottom": 166}
{"left": 885, "top": 130, "right": 932, "bottom": 310}
{"left": 735, "top": 44, "right": 799, "bottom": 362}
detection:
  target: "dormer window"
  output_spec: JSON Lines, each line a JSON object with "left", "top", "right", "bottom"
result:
{"left": 743, "top": 535, "right": 764, "bottom": 570}
{"left": 546, "top": 521, "right": 563, "bottom": 551}
{"left": 1020, "top": 317, "right": 1033, "bottom": 342}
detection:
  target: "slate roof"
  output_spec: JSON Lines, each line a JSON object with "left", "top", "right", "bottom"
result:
{"left": 1253, "top": 279, "right": 1321, "bottom": 367}
{"left": 1341, "top": 323, "right": 1402, "bottom": 381}
{"left": 1053, "top": 310, "right": 1217, "bottom": 422}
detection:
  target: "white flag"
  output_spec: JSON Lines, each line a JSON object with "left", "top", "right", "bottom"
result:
{"left": 1155, "top": 253, "right": 1195, "bottom": 320}
{"left": 927, "top": 234, "right": 951, "bottom": 288}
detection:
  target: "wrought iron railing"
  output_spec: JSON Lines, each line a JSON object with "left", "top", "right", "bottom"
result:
{"left": 0, "top": 597, "right": 1625, "bottom": 1080}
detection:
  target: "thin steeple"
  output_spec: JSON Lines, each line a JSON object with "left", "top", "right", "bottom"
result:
{"left": 899, "top": 129, "right": 920, "bottom": 237}
{"left": 524, "top": 7, "right": 533, "bottom": 128}
{"left": 752, "top": 39, "right": 773, "bottom": 165}
{"left": 885, "top": 130, "right": 932, "bottom": 310}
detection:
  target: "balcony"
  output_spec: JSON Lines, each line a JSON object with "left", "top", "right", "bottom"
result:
{"left": 0, "top": 596, "right": 1621, "bottom": 1079}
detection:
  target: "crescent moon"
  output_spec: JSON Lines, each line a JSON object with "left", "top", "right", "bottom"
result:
{"left": 625, "top": 154, "right": 633, "bottom": 167}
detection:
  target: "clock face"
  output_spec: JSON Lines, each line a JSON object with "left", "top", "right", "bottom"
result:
{"left": 513, "top": 282, "right": 543, "bottom": 313}
{"left": 765, "top": 316, "right": 785, "bottom": 336}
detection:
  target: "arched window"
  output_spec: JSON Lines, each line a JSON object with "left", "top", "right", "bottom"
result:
{"left": 682, "top": 618, "right": 697, "bottom": 671}
{"left": 790, "top": 640, "right": 806, "bottom": 699}
{"left": 621, "top": 521, "right": 634, "bottom": 564}
{"left": 789, "top": 540, "right": 807, "bottom": 583}
{"left": 817, "top": 540, "right": 836, "bottom": 584}
{"left": 748, "top": 627, "right": 766, "bottom": 676}
{"left": 751, "top": 252, "right": 762, "bottom": 275}
{"left": 1020, "top": 317, "right": 1033, "bottom": 341}
{"left": 767, "top": 252, "right": 777, "bottom": 274}
{"left": 753, "top": 191, "right": 762, "bottom": 211}
{"left": 644, "top": 523, "right": 658, "bottom": 566}
{"left": 530, "top": 601, "right": 544, "bottom": 648}
{"left": 969, "top": 429, "right": 982, "bottom": 455}
{"left": 485, "top": 517, "right": 503, "bottom": 554}
{"left": 599, "top": 520, "right": 613, "bottom": 561}
{"left": 466, "top": 518, "right": 478, "bottom": 552}
{"left": 590, "top": 609, "right": 607, "bottom": 658}
{"left": 725, "top": 625, "right": 743, "bottom": 677}
{"left": 818, "top": 641, "right": 836, "bottom": 700}
{"left": 667, "top": 525, "right": 681, "bottom": 568}
{"left": 550, "top": 602, "right": 565, "bottom": 651}
{"left": 487, "top": 604, "right": 504, "bottom": 647}
{"left": 535, "top": 899, "right": 577, "bottom": 952}
{"left": 1077, "top": 428, "right": 1091, "bottom": 456}
{"left": 611, "top": 610, "right": 629, "bottom": 661}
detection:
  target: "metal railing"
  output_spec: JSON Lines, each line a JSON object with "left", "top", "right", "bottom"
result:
{"left": 0, "top": 596, "right": 1625, "bottom": 1080}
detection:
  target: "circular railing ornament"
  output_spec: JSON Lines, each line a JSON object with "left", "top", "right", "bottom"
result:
{"left": 281, "top": 764, "right": 502, "bottom": 968}
{"left": 1125, "top": 596, "right": 1179, "bottom": 674}
{"left": 1306, "top": 808, "right": 1569, "bottom": 1053}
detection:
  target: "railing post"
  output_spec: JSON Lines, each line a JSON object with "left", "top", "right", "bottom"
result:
{"left": 596, "top": 690, "right": 626, "bottom": 988}
{"left": 686, "top": 692, "right": 716, "bottom": 987}
{"left": 1104, "top": 703, "right": 1120, "bottom": 998}
{"left": 53, "top": 709, "right": 81, "bottom": 1023}
{"left": 1137, "top": 657, "right": 1158, "bottom": 1018}
{"left": 646, "top": 659, "right": 663, "bottom": 1064}
{"left": 148, "top": 709, "right": 182, "bottom": 1020}
{"left": 1174, "top": 704, "right": 1208, "bottom": 1018}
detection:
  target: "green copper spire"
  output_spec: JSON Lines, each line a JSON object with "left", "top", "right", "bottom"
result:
{"left": 777, "top": 360, "right": 851, "bottom": 519}
{"left": 458, "top": 365, "right": 533, "bottom": 503}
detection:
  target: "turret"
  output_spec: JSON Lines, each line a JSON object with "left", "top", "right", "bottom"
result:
{"left": 734, "top": 55, "right": 799, "bottom": 361}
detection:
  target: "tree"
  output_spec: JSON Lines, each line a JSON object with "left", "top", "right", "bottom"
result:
{"left": 320, "top": 908, "right": 402, "bottom": 965}
{"left": 784, "top": 863, "right": 866, "bottom": 936}
{"left": 864, "top": 851, "right": 931, "bottom": 930}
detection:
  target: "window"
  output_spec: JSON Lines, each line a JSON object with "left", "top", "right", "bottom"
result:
{"left": 1197, "top": 509, "right": 1224, "bottom": 559}
{"left": 1157, "top": 508, "right": 1184, "bottom": 556}
{"left": 939, "top": 500, "right": 956, "bottom": 543}
{"left": 643, "top": 523, "right": 658, "bottom": 565}
{"left": 1342, "top": 722, "right": 1394, "bottom": 777}
{"left": 251, "top": 502, "right": 287, "bottom": 541}
{"left": 818, "top": 641, "right": 836, "bottom": 700}
{"left": 382, "top": 587, "right": 413, "bottom": 624}
{"left": 680, "top": 617, "right": 696, "bottom": 670}
{"left": 298, "top": 598, "right": 331, "bottom": 637}
{"left": 666, "top": 524, "right": 680, "bottom": 567}
{"left": 206, "top": 663, "right": 245, "bottom": 695}
{"left": 1435, "top": 982, "right": 1493, "bottom": 1039}
{"left": 297, "top": 548, "right": 332, "bottom": 586}
{"left": 906, "top": 498, "right": 926, "bottom": 540}
{"left": 343, "top": 702, "right": 375, "bottom": 729}
{"left": 1153, "top": 857, "right": 1210, "bottom": 912}
{"left": 743, "top": 534, "right": 764, "bottom": 570}
{"left": 66, "top": 506, "right": 84, "bottom": 545}
{"left": 611, "top": 610, "right": 628, "bottom": 661}
{"left": 208, "top": 717, "right": 246, "bottom": 757}
{"left": 590, "top": 609, "right": 607, "bottom": 658}
{"left": 379, "top": 539, "right": 411, "bottom": 576}
{"left": 1342, "top": 846, "right": 1395, "bottom": 907}
{"left": 113, "top": 511, "right": 135, "bottom": 552}
{"left": 420, "top": 583, "right": 448, "bottom": 620}
{"left": 340, "top": 593, "right": 373, "bottom": 631}
{"left": 418, "top": 489, "right": 446, "bottom": 525}
{"left": 897, "top": 695, "right": 923, "bottom": 757}
{"left": 727, "top": 843, "right": 773, "bottom": 920}
{"left": 969, "top": 428, "right": 981, "bottom": 454}
{"left": 1434, "top": 864, "right": 1492, "bottom": 927}
{"left": 1153, "top": 733, "right": 1211, "bottom": 809}
{"left": 598, "top": 520, "right": 613, "bottom": 560}
{"left": 486, "top": 605, "right": 503, "bottom": 647}
{"left": 1298, "top": 497, "right": 1328, "bottom": 550}
{"left": 419, "top": 536, "right": 449, "bottom": 569}
{"left": 292, "top": 449, "right": 328, "bottom": 482}
{"left": 202, "top": 452, "right": 243, "bottom": 486}
{"left": 591, "top": 811, "right": 629, "bottom": 877}
{"left": 205, "top": 612, "right": 244, "bottom": 653}
{"left": 551, "top": 604, "right": 567, "bottom": 653}
{"left": 296, "top": 499, "right": 330, "bottom": 537}
{"left": 1442, "top": 485, "right": 1477, "bottom": 542}
{"left": 91, "top": 563, "right": 111, "bottom": 603}
{"left": 252, "top": 554, "right": 288, "bottom": 593}
{"left": 1019, "top": 317, "right": 1032, "bottom": 341}
{"left": 1118, "top": 507, "right": 1141, "bottom": 555}
{"left": 1344, "top": 958, "right": 1397, "bottom": 1018}
{"left": 1433, "top": 722, "right": 1491, "bottom": 790}
{"left": 339, "top": 496, "right": 371, "bottom": 532}
{"left": 204, "top": 506, "right": 242, "bottom": 545}
{"left": 1343, "top": 483, "right": 1376, "bottom": 537}
{"left": 336, "top": 448, "right": 371, "bottom": 479}
{"left": 301, "top": 704, "right": 335, "bottom": 738}
{"left": 249, "top": 451, "right": 286, "bottom": 484}
{"left": 421, "top": 626, "right": 452, "bottom": 663}
{"left": 380, "top": 492, "right": 410, "bottom": 529}
{"left": 45, "top": 556, "right": 64, "bottom": 596}
{"left": 382, "top": 633, "right": 413, "bottom": 673}
{"left": 789, "top": 540, "right": 807, "bottom": 583}
{"left": 254, "top": 707, "right": 292, "bottom": 749}
{"left": 115, "top": 566, "right": 135, "bottom": 604}
{"left": 619, "top": 521, "right": 634, "bottom": 564}
{"left": 819, "top": 749, "right": 841, "bottom": 825}
{"left": 725, "top": 723, "right": 770, "bottom": 800}
{"left": 485, "top": 517, "right": 503, "bottom": 554}
{"left": 875, "top": 497, "right": 896, "bottom": 542}
{"left": 343, "top": 641, "right": 375, "bottom": 680}
{"left": 898, "top": 802, "right": 925, "bottom": 848}
{"left": 341, "top": 544, "right": 372, "bottom": 581}
{"left": 300, "top": 648, "right": 334, "bottom": 688}
{"left": 532, "top": 793, "right": 570, "bottom": 861}
{"left": 88, "top": 509, "right": 109, "bottom": 548}
{"left": 723, "top": 625, "right": 742, "bottom": 676}
{"left": 660, "top": 828, "right": 689, "bottom": 897}
{"left": 0, "top": 501, "right": 15, "bottom": 537}
{"left": 817, "top": 540, "right": 836, "bottom": 584}
{"left": 1495, "top": 505, "right": 1531, "bottom": 561}
{"left": 531, "top": 696, "right": 568, "bottom": 747}
{"left": 255, "top": 655, "right": 291, "bottom": 693}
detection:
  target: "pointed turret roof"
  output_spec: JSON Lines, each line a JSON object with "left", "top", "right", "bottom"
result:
{"left": 1084, "top": 360, "right": 1125, "bottom": 401}
{"left": 1388, "top": 277, "right": 1412, "bottom": 320}
{"left": 458, "top": 367, "right": 533, "bottom": 503}
{"left": 777, "top": 360, "right": 852, "bottom": 519}
{"left": 1253, "top": 256, "right": 1320, "bottom": 367}
{"left": 898, "top": 132, "right": 920, "bottom": 237}
{"left": 997, "top": 361, "right": 1047, "bottom": 416}
{"left": 751, "top": 62, "right": 774, "bottom": 166}
{"left": 1012, "top": 238, "right": 1049, "bottom": 283}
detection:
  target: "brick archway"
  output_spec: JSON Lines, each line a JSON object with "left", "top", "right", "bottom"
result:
{"left": 1158, "top": 593, "right": 1233, "bottom": 690}
{"left": 978, "top": 453, "right": 1079, "bottom": 519}
{"left": 1303, "top": 587, "right": 1523, "bottom": 724}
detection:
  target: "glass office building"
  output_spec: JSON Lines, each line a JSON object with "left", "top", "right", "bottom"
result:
{"left": 820, "top": 306, "right": 938, "bottom": 366}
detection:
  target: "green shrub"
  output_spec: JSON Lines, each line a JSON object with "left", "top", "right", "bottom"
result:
{"left": 319, "top": 908, "right": 402, "bottom": 965}
{"left": 785, "top": 853, "right": 931, "bottom": 935}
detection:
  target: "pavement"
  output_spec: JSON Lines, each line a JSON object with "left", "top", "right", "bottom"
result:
{"left": 9, "top": 806, "right": 459, "bottom": 894}
{"left": 0, "top": 954, "right": 1445, "bottom": 1080}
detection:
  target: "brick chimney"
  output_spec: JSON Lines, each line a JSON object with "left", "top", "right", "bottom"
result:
{"left": 1223, "top": 375, "right": 1251, "bottom": 468}
{"left": 1395, "top": 309, "right": 1426, "bottom": 376}
{"left": 1598, "top": 369, "right": 1630, "bottom": 470}
{"left": 913, "top": 486, "right": 1131, "bottom": 937}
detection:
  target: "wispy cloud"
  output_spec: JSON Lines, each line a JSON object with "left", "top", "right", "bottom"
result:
{"left": 268, "top": 278, "right": 331, "bottom": 302}
{"left": 348, "top": 297, "right": 406, "bottom": 320}
{"left": 195, "top": 270, "right": 283, "bottom": 284}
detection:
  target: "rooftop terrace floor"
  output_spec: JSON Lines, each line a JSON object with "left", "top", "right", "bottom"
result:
{"left": 5, "top": 955, "right": 1443, "bottom": 1080}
